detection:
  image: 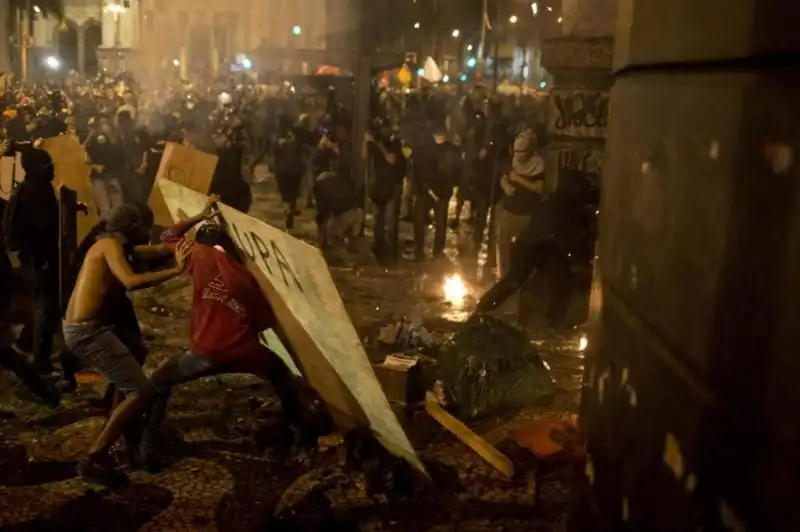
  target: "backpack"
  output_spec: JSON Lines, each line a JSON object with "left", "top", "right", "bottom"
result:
{"left": 2, "top": 180, "right": 24, "bottom": 252}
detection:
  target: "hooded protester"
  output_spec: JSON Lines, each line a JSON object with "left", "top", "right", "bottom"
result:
{"left": 411, "top": 122, "right": 462, "bottom": 261}
{"left": 9, "top": 147, "right": 61, "bottom": 374}
{"left": 0, "top": 208, "right": 60, "bottom": 407}
{"left": 494, "top": 129, "right": 545, "bottom": 278}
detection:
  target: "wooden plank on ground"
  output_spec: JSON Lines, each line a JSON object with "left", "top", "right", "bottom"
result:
{"left": 425, "top": 392, "right": 515, "bottom": 478}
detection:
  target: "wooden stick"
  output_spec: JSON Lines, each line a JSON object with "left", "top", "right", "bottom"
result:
{"left": 425, "top": 392, "right": 514, "bottom": 478}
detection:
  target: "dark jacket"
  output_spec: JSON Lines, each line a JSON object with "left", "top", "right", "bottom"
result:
{"left": 14, "top": 167, "right": 59, "bottom": 268}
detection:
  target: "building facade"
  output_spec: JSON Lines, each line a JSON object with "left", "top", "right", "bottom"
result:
{"left": 27, "top": 0, "right": 328, "bottom": 79}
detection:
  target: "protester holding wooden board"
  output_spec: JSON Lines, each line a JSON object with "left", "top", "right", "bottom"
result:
{"left": 136, "top": 195, "right": 314, "bottom": 471}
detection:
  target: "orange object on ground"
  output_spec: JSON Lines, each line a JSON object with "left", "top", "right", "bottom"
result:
{"left": 75, "top": 371, "right": 107, "bottom": 385}
{"left": 511, "top": 414, "right": 583, "bottom": 460}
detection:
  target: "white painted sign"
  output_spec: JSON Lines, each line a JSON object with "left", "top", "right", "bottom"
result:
{"left": 158, "top": 179, "right": 424, "bottom": 474}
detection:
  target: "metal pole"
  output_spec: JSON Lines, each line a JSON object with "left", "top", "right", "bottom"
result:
{"left": 20, "top": 0, "right": 30, "bottom": 81}
{"left": 477, "top": 0, "right": 488, "bottom": 78}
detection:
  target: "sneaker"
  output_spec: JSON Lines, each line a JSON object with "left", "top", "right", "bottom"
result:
{"left": 77, "top": 456, "right": 129, "bottom": 488}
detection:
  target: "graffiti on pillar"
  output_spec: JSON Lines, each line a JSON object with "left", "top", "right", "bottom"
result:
{"left": 550, "top": 90, "right": 610, "bottom": 138}
{"left": 557, "top": 149, "right": 604, "bottom": 177}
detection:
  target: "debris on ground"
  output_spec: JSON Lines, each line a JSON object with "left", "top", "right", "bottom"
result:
{"left": 438, "top": 314, "right": 559, "bottom": 420}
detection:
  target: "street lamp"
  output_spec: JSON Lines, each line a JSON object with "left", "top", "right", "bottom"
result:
{"left": 292, "top": 25, "right": 302, "bottom": 36}
{"left": 44, "top": 56, "right": 60, "bottom": 71}
{"left": 531, "top": 2, "right": 538, "bottom": 16}
{"left": 452, "top": 29, "right": 460, "bottom": 38}
{"left": 509, "top": 15, "right": 518, "bottom": 24}
{"left": 414, "top": 22, "right": 420, "bottom": 29}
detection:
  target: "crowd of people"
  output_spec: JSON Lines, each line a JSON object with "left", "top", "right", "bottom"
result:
{"left": 0, "top": 72, "right": 598, "bottom": 486}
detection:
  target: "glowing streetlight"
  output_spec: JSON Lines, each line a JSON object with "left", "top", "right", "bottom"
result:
{"left": 413, "top": 22, "right": 420, "bottom": 29}
{"left": 509, "top": 15, "right": 518, "bottom": 24}
{"left": 241, "top": 57, "right": 252, "bottom": 69}
{"left": 558, "top": 16, "right": 563, "bottom": 23}
{"left": 531, "top": 2, "right": 538, "bottom": 16}
{"left": 292, "top": 25, "right": 301, "bottom": 36}
{"left": 33, "top": 5, "right": 41, "bottom": 13}
{"left": 451, "top": 29, "right": 460, "bottom": 38}
{"left": 172, "top": 58, "right": 180, "bottom": 67}
{"left": 466, "top": 44, "right": 473, "bottom": 51}
{"left": 44, "top": 56, "right": 60, "bottom": 70}
{"left": 442, "top": 74, "right": 450, "bottom": 83}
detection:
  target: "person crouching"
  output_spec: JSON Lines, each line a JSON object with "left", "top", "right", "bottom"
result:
{"left": 136, "top": 197, "right": 312, "bottom": 470}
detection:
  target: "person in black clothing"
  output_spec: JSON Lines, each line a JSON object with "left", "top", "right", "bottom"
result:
{"left": 312, "top": 132, "right": 362, "bottom": 262}
{"left": 116, "top": 109, "right": 148, "bottom": 204}
{"left": 273, "top": 118, "right": 307, "bottom": 229}
{"left": 411, "top": 123, "right": 463, "bottom": 261}
{"left": 362, "top": 118, "right": 406, "bottom": 261}
{"left": 473, "top": 169, "right": 599, "bottom": 333}
{"left": 11, "top": 148, "right": 61, "bottom": 374}
{"left": 0, "top": 204, "right": 60, "bottom": 407}
{"left": 209, "top": 129, "right": 252, "bottom": 213}
{"left": 85, "top": 118, "right": 126, "bottom": 219}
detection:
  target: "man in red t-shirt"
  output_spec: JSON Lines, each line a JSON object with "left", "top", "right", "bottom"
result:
{"left": 138, "top": 197, "right": 309, "bottom": 470}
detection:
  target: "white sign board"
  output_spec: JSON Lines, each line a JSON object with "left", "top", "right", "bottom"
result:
{"left": 158, "top": 179, "right": 424, "bottom": 474}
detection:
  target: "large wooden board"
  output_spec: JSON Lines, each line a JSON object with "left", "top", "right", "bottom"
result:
{"left": 0, "top": 154, "right": 24, "bottom": 201}
{"left": 41, "top": 135, "right": 99, "bottom": 243}
{"left": 149, "top": 143, "right": 218, "bottom": 227}
{"left": 158, "top": 179, "right": 424, "bottom": 474}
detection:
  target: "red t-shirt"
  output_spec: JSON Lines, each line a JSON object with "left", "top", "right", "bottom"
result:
{"left": 163, "top": 226, "right": 276, "bottom": 364}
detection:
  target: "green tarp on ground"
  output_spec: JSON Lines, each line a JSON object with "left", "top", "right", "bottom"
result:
{"left": 438, "top": 315, "right": 558, "bottom": 420}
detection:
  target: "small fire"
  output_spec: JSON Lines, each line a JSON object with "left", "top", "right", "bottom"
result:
{"left": 579, "top": 335, "right": 588, "bottom": 352}
{"left": 443, "top": 274, "right": 468, "bottom": 306}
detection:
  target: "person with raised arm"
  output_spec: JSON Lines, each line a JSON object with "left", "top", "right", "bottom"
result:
{"left": 63, "top": 203, "right": 192, "bottom": 486}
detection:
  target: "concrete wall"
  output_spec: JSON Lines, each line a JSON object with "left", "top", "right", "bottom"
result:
{"left": 561, "top": 0, "right": 616, "bottom": 37}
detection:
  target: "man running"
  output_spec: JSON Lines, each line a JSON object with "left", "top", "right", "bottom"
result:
{"left": 136, "top": 197, "right": 311, "bottom": 470}
{"left": 63, "top": 203, "right": 192, "bottom": 485}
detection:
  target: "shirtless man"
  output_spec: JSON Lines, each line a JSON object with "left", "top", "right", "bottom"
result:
{"left": 63, "top": 203, "right": 193, "bottom": 485}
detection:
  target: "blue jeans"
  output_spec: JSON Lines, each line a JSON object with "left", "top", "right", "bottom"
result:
{"left": 62, "top": 321, "right": 153, "bottom": 398}
{"left": 141, "top": 348, "right": 306, "bottom": 453}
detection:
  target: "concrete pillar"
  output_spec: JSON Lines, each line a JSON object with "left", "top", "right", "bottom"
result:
{"left": 540, "top": 0, "right": 615, "bottom": 192}
{"left": 572, "top": 0, "right": 800, "bottom": 531}
{"left": 77, "top": 26, "right": 86, "bottom": 74}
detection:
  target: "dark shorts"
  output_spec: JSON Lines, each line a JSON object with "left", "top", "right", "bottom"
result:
{"left": 62, "top": 321, "right": 153, "bottom": 397}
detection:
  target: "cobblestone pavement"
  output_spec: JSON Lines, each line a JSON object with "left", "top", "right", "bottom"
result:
{"left": 0, "top": 179, "right": 580, "bottom": 531}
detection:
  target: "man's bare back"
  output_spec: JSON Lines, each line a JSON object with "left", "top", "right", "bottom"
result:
{"left": 65, "top": 235, "right": 189, "bottom": 324}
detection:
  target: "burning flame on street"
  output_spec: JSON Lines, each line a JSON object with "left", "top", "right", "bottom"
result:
{"left": 579, "top": 335, "right": 588, "bottom": 352}
{"left": 443, "top": 274, "right": 468, "bottom": 306}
